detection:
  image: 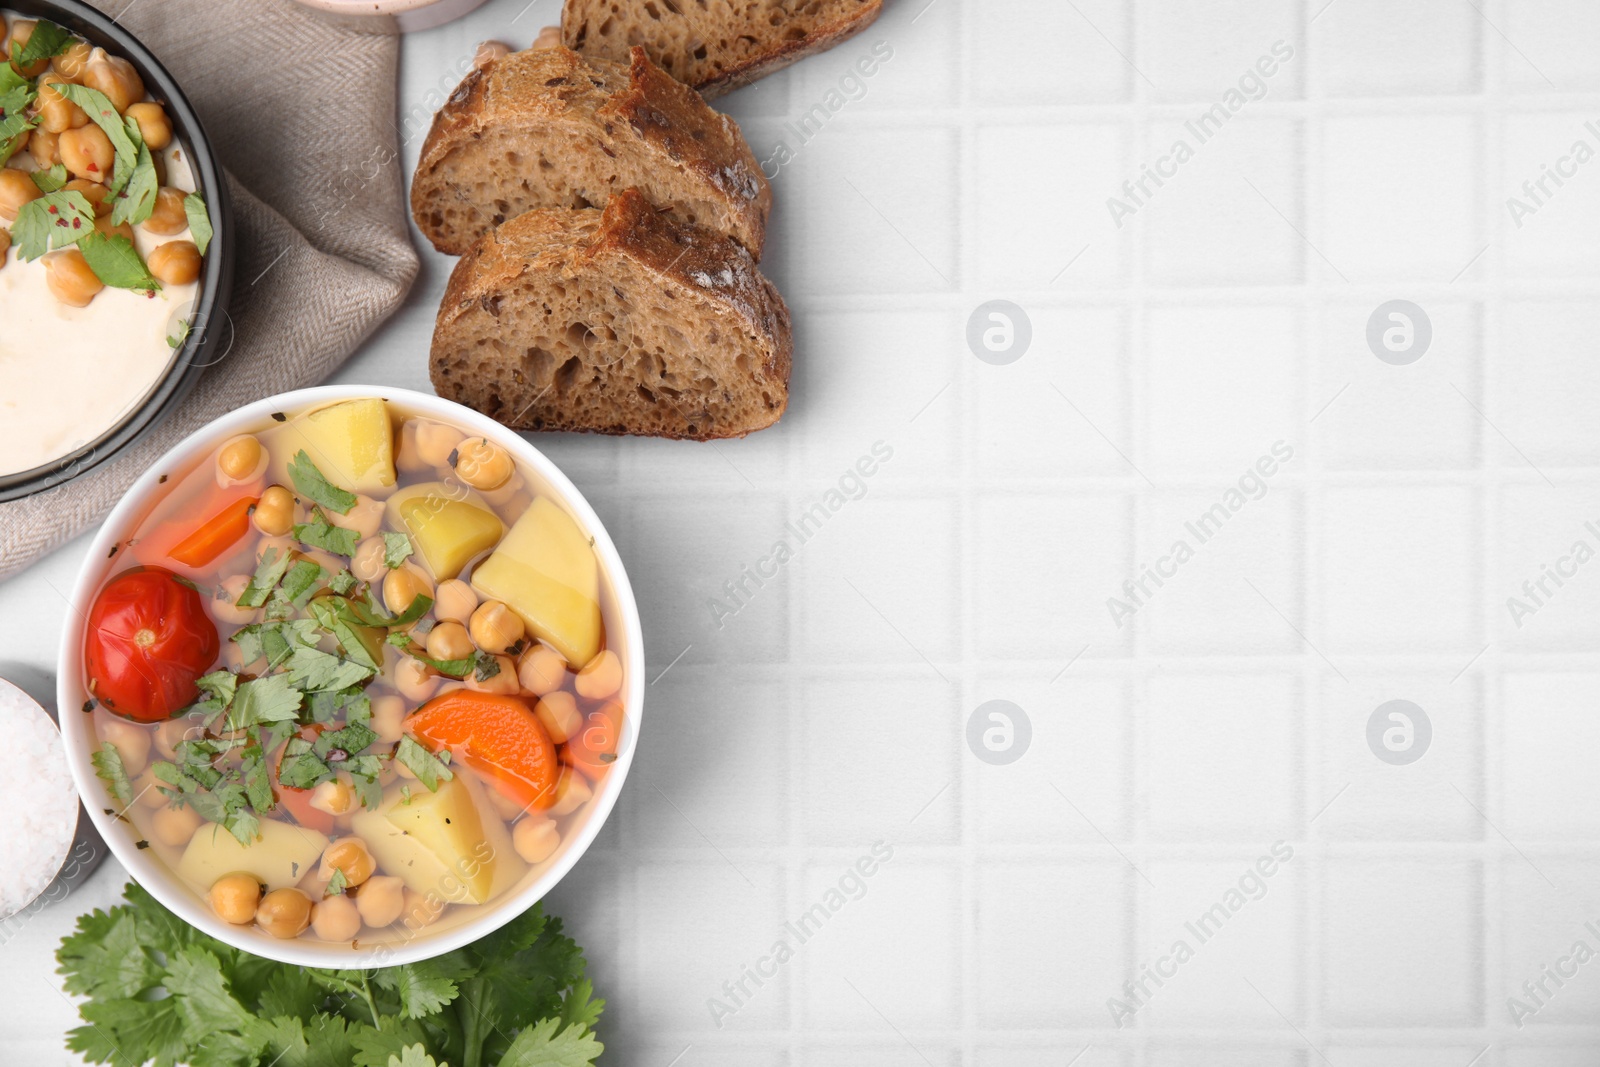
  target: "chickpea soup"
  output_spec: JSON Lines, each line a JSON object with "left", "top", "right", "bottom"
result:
{"left": 80, "top": 396, "right": 627, "bottom": 947}
{"left": 0, "top": 13, "right": 214, "bottom": 476}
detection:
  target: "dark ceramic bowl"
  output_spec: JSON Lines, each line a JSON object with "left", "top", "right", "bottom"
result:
{"left": 0, "top": 0, "right": 234, "bottom": 502}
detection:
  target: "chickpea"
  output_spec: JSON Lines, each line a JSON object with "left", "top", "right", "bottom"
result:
{"left": 484, "top": 780, "right": 528, "bottom": 821}
{"left": 548, "top": 765, "right": 592, "bottom": 817}
{"left": 211, "top": 575, "right": 258, "bottom": 626}
{"left": 518, "top": 644, "right": 567, "bottom": 696}
{"left": 413, "top": 420, "right": 463, "bottom": 469}
{"left": 427, "top": 620, "right": 474, "bottom": 662}
{"left": 132, "top": 769, "right": 168, "bottom": 809}
{"left": 64, "top": 178, "right": 109, "bottom": 217}
{"left": 35, "top": 75, "right": 88, "bottom": 134}
{"left": 355, "top": 875, "right": 405, "bottom": 927}
{"left": 154, "top": 715, "right": 201, "bottom": 760}
{"left": 125, "top": 102, "right": 172, "bottom": 150}
{"left": 93, "top": 215, "right": 134, "bottom": 244}
{"left": 320, "top": 837, "right": 376, "bottom": 888}
{"left": 27, "top": 127, "right": 59, "bottom": 168}
{"left": 466, "top": 654, "right": 519, "bottom": 695}
{"left": 0, "top": 228, "right": 8, "bottom": 263}
{"left": 43, "top": 249, "right": 103, "bottom": 308}
{"left": 253, "top": 485, "right": 295, "bottom": 536}
{"left": 309, "top": 777, "right": 356, "bottom": 816}
{"left": 53, "top": 40, "right": 92, "bottom": 80}
{"left": 434, "top": 579, "right": 477, "bottom": 624}
{"left": 512, "top": 816, "right": 560, "bottom": 864}
{"left": 393, "top": 656, "right": 438, "bottom": 703}
{"left": 209, "top": 873, "right": 263, "bottom": 925}
{"left": 151, "top": 803, "right": 202, "bottom": 847}
{"left": 256, "top": 887, "right": 313, "bottom": 939}
{"left": 474, "top": 39, "right": 511, "bottom": 69}
{"left": 0, "top": 168, "right": 41, "bottom": 221}
{"left": 351, "top": 536, "right": 386, "bottom": 583}
{"left": 148, "top": 240, "right": 200, "bottom": 286}
{"left": 81, "top": 49, "right": 144, "bottom": 114}
{"left": 371, "top": 694, "right": 406, "bottom": 744}
{"left": 59, "top": 123, "right": 114, "bottom": 181}
{"left": 574, "top": 649, "right": 622, "bottom": 700}
{"left": 400, "top": 888, "right": 445, "bottom": 930}
{"left": 217, "top": 434, "right": 263, "bottom": 481}
{"left": 142, "top": 186, "right": 187, "bottom": 236}
{"left": 327, "top": 494, "right": 383, "bottom": 540}
{"left": 311, "top": 893, "right": 361, "bottom": 942}
{"left": 534, "top": 691, "right": 581, "bottom": 744}
{"left": 7, "top": 21, "right": 50, "bottom": 78}
{"left": 100, "top": 718, "right": 150, "bottom": 776}
{"left": 383, "top": 565, "right": 433, "bottom": 615}
{"left": 533, "top": 25, "right": 562, "bottom": 50}
{"left": 469, "top": 601, "right": 525, "bottom": 655}
{"left": 453, "top": 437, "right": 513, "bottom": 490}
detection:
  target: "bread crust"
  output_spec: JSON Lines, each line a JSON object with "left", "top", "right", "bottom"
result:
{"left": 412, "top": 46, "right": 770, "bottom": 256}
{"left": 561, "top": 0, "right": 882, "bottom": 99}
{"left": 432, "top": 190, "right": 792, "bottom": 440}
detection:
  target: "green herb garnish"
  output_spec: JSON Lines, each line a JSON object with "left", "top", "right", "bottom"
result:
{"left": 382, "top": 531, "right": 413, "bottom": 569}
{"left": 57, "top": 883, "right": 605, "bottom": 1067}
{"left": 30, "top": 164, "right": 67, "bottom": 193}
{"left": 324, "top": 867, "right": 348, "bottom": 897}
{"left": 237, "top": 546, "right": 292, "bottom": 607}
{"left": 11, "top": 19, "right": 72, "bottom": 71}
{"left": 395, "top": 735, "right": 453, "bottom": 792}
{"left": 288, "top": 450, "right": 357, "bottom": 514}
{"left": 184, "top": 191, "right": 213, "bottom": 256}
{"left": 12, "top": 189, "right": 94, "bottom": 260}
{"left": 53, "top": 83, "right": 138, "bottom": 193}
{"left": 292, "top": 510, "right": 359, "bottom": 556}
{"left": 227, "top": 674, "right": 302, "bottom": 731}
{"left": 167, "top": 318, "right": 191, "bottom": 349}
{"left": 109, "top": 116, "right": 158, "bottom": 226}
{"left": 76, "top": 232, "right": 161, "bottom": 293}
{"left": 91, "top": 743, "right": 132, "bottom": 809}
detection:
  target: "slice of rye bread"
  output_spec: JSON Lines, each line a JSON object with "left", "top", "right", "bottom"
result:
{"left": 431, "top": 189, "right": 792, "bottom": 440}
{"left": 411, "top": 45, "right": 770, "bottom": 257}
{"left": 562, "top": 0, "right": 884, "bottom": 99}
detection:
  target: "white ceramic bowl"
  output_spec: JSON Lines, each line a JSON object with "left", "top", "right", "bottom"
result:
{"left": 57, "top": 385, "right": 643, "bottom": 967}
{"left": 290, "top": 0, "right": 492, "bottom": 32}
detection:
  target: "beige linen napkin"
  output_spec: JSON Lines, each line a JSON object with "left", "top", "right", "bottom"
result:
{"left": 0, "top": 0, "right": 418, "bottom": 580}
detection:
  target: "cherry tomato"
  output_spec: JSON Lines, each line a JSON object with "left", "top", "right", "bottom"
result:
{"left": 85, "top": 566, "right": 219, "bottom": 723}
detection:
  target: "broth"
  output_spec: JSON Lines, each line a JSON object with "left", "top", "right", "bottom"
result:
{"left": 81, "top": 397, "right": 625, "bottom": 946}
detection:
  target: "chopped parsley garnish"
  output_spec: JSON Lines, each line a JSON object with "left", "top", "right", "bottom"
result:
{"left": 236, "top": 546, "right": 292, "bottom": 607}
{"left": 30, "top": 164, "right": 67, "bottom": 193}
{"left": 185, "top": 191, "right": 213, "bottom": 256}
{"left": 382, "top": 531, "right": 413, "bottom": 569}
{"left": 109, "top": 117, "right": 158, "bottom": 227}
{"left": 292, "top": 506, "right": 359, "bottom": 556}
{"left": 91, "top": 743, "right": 132, "bottom": 809}
{"left": 12, "top": 189, "right": 95, "bottom": 260}
{"left": 77, "top": 232, "right": 162, "bottom": 293}
{"left": 287, "top": 450, "right": 356, "bottom": 514}
{"left": 395, "top": 735, "right": 453, "bottom": 792}
{"left": 324, "top": 867, "right": 348, "bottom": 897}
{"left": 11, "top": 19, "right": 72, "bottom": 70}
{"left": 53, "top": 84, "right": 138, "bottom": 193}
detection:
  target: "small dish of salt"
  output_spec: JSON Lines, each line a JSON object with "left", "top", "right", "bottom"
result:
{"left": 0, "top": 677, "right": 84, "bottom": 921}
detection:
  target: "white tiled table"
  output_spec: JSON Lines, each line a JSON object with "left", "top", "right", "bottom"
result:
{"left": 8, "top": 0, "right": 1600, "bottom": 1062}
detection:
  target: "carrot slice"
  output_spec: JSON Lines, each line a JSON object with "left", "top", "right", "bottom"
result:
{"left": 271, "top": 724, "right": 334, "bottom": 834}
{"left": 169, "top": 495, "right": 259, "bottom": 568}
{"left": 405, "top": 691, "right": 559, "bottom": 810}
{"left": 562, "top": 700, "right": 622, "bottom": 782}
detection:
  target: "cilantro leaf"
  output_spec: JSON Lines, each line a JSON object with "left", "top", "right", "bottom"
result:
{"left": 382, "top": 531, "right": 413, "bottom": 569}
{"left": 279, "top": 558, "right": 326, "bottom": 604}
{"left": 238, "top": 546, "right": 293, "bottom": 607}
{"left": 12, "top": 189, "right": 94, "bottom": 260}
{"left": 395, "top": 736, "right": 453, "bottom": 792}
{"left": 288, "top": 450, "right": 357, "bottom": 514}
{"left": 109, "top": 116, "right": 159, "bottom": 226}
{"left": 474, "top": 653, "right": 502, "bottom": 683}
{"left": 54, "top": 83, "right": 139, "bottom": 192}
{"left": 12, "top": 18, "right": 72, "bottom": 70}
{"left": 496, "top": 1016, "right": 605, "bottom": 1067}
{"left": 324, "top": 867, "right": 348, "bottom": 897}
{"left": 30, "top": 163, "right": 68, "bottom": 193}
{"left": 307, "top": 596, "right": 382, "bottom": 669}
{"left": 195, "top": 670, "right": 238, "bottom": 707}
{"left": 285, "top": 644, "right": 374, "bottom": 692}
{"left": 229, "top": 674, "right": 303, "bottom": 730}
{"left": 77, "top": 231, "right": 162, "bottom": 292}
{"left": 185, "top": 191, "right": 213, "bottom": 256}
{"left": 0, "top": 61, "right": 29, "bottom": 94}
{"left": 91, "top": 742, "right": 132, "bottom": 808}
{"left": 294, "top": 508, "right": 360, "bottom": 556}
{"left": 329, "top": 568, "right": 358, "bottom": 594}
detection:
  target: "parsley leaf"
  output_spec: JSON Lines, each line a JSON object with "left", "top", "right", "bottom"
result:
{"left": 12, "top": 19, "right": 72, "bottom": 70}
{"left": 329, "top": 568, "right": 358, "bottom": 594}
{"left": 497, "top": 1016, "right": 606, "bottom": 1067}
{"left": 109, "top": 116, "right": 159, "bottom": 226}
{"left": 284, "top": 644, "right": 374, "bottom": 693}
{"left": 12, "top": 189, "right": 94, "bottom": 260}
{"left": 395, "top": 736, "right": 453, "bottom": 792}
{"left": 77, "top": 231, "right": 162, "bottom": 292}
{"left": 294, "top": 507, "right": 360, "bottom": 556}
{"left": 185, "top": 191, "right": 213, "bottom": 256}
{"left": 91, "top": 742, "right": 133, "bottom": 809}
{"left": 279, "top": 558, "right": 326, "bottom": 604}
{"left": 324, "top": 867, "right": 348, "bottom": 897}
{"left": 382, "top": 531, "right": 413, "bottom": 569}
{"left": 195, "top": 670, "right": 238, "bottom": 708}
{"left": 228, "top": 674, "right": 303, "bottom": 730}
{"left": 30, "top": 163, "right": 67, "bottom": 193}
{"left": 238, "top": 547, "right": 293, "bottom": 607}
{"left": 54, "top": 83, "right": 139, "bottom": 192}
{"left": 288, "top": 450, "right": 357, "bottom": 514}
